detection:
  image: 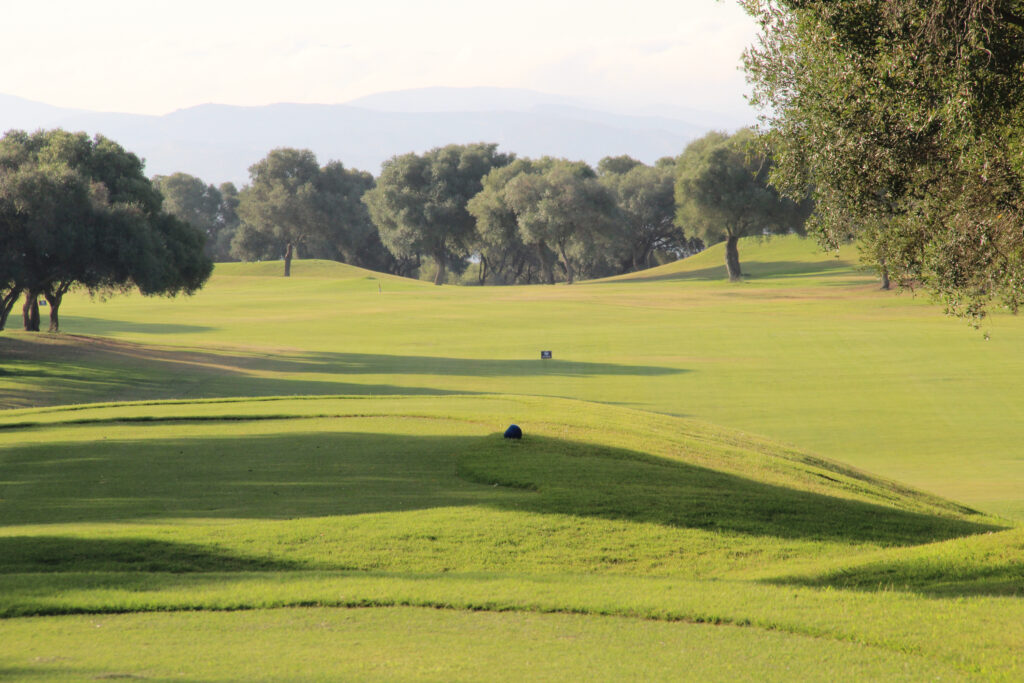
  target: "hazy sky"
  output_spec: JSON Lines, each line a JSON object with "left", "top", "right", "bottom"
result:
{"left": 4, "top": 0, "right": 759, "bottom": 117}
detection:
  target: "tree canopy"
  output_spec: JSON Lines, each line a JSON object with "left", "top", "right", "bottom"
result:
{"left": 234, "top": 148, "right": 385, "bottom": 277}
{"left": 466, "top": 158, "right": 548, "bottom": 285}
{"left": 363, "top": 143, "right": 513, "bottom": 285}
{"left": 675, "top": 129, "right": 807, "bottom": 281}
{"left": 598, "top": 156, "right": 690, "bottom": 272}
{"left": 153, "top": 173, "right": 239, "bottom": 262}
{"left": 505, "top": 160, "right": 619, "bottom": 284}
{"left": 0, "top": 129, "right": 212, "bottom": 332}
{"left": 742, "top": 0, "right": 1024, "bottom": 316}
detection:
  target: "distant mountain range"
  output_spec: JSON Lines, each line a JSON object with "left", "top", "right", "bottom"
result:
{"left": 0, "top": 87, "right": 754, "bottom": 186}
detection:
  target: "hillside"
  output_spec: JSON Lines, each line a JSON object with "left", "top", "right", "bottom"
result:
{"left": 599, "top": 235, "right": 858, "bottom": 282}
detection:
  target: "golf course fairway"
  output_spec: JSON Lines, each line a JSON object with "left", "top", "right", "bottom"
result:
{"left": 2, "top": 236, "right": 1023, "bottom": 680}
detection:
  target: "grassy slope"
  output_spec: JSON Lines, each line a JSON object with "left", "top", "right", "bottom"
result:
{"left": 3, "top": 237, "right": 1024, "bottom": 678}
{"left": 0, "top": 395, "right": 1020, "bottom": 677}
{"left": 4, "top": 236, "right": 1024, "bottom": 517}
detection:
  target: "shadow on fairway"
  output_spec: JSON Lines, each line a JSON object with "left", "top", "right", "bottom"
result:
{"left": 767, "top": 550, "right": 1024, "bottom": 598}
{"left": 0, "top": 536, "right": 300, "bottom": 573}
{"left": 222, "top": 352, "right": 684, "bottom": 379}
{"left": 459, "top": 435, "right": 1002, "bottom": 547}
{"left": 618, "top": 259, "right": 856, "bottom": 283}
{"left": 64, "top": 318, "right": 217, "bottom": 335}
{"left": 0, "top": 428, "right": 1001, "bottom": 547}
{"left": 0, "top": 335, "right": 682, "bottom": 409}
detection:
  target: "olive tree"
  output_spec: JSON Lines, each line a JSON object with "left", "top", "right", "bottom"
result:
{"left": 675, "top": 129, "right": 807, "bottom": 281}
{"left": 0, "top": 129, "right": 212, "bottom": 333}
{"left": 363, "top": 143, "right": 512, "bottom": 285}
{"left": 742, "top": 0, "right": 1024, "bottom": 317}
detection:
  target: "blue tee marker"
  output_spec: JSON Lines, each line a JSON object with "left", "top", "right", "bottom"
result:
{"left": 504, "top": 424, "right": 522, "bottom": 439}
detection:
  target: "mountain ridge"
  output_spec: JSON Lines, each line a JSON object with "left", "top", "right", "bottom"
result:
{"left": 0, "top": 88, "right": 753, "bottom": 186}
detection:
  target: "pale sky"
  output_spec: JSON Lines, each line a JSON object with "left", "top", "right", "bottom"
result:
{"left": 3, "top": 0, "right": 759, "bottom": 117}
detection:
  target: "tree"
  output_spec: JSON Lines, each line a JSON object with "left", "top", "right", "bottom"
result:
{"left": 363, "top": 143, "right": 512, "bottom": 285}
{"left": 153, "top": 173, "right": 239, "bottom": 262}
{"left": 597, "top": 155, "right": 644, "bottom": 176}
{"left": 467, "top": 158, "right": 549, "bottom": 285}
{"left": 505, "top": 160, "right": 619, "bottom": 285}
{"left": 599, "top": 157, "right": 688, "bottom": 272}
{"left": 235, "top": 148, "right": 319, "bottom": 277}
{"left": 0, "top": 168, "right": 35, "bottom": 330}
{"left": 0, "top": 129, "right": 213, "bottom": 332}
{"left": 235, "top": 149, "right": 379, "bottom": 277}
{"left": 311, "top": 161, "right": 383, "bottom": 269}
{"left": 742, "top": 0, "right": 1024, "bottom": 318}
{"left": 675, "top": 129, "right": 807, "bottom": 281}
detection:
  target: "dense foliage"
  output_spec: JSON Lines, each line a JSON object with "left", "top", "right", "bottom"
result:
{"left": 742, "top": 0, "right": 1024, "bottom": 317}
{"left": 232, "top": 149, "right": 388, "bottom": 277}
{"left": 599, "top": 156, "right": 694, "bottom": 272}
{"left": 675, "top": 129, "right": 808, "bottom": 280}
{"left": 152, "top": 173, "right": 240, "bottom": 262}
{"left": 362, "top": 144, "right": 514, "bottom": 285}
{"left": 0, "top": 130, "right": 212, "bottom": 332}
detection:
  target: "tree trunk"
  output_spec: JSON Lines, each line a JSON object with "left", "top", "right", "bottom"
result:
{"left": 283, "top": 243, "right": 293, "bottom": 277}
{"left": 477, "top": 255, "right": 488, "bottom": 286}
{"left": 0, "top": 289, "right": 20, "bottom": 331}
{"left": 632, "top": 243, "right": 648, "bottom": 272}
{"left": 558, "top": 244, "right": 575, "bottom": 284}
{"left": 880, "top": 259, "right": 891, "bottom": 290}
{"left": 433, "top": 253, "right": 447, "bottom": 285}
{"left": 22, "top": 289, "right": 40, "bottom": 331}
{"left": 725, "top": 234, "right": 742, "bottom": 282}
{"left": 537, "top": 242, "right": 555, "bottom": 285}
{"left": 43, "top": 290, "right": 62, "bottom": 333}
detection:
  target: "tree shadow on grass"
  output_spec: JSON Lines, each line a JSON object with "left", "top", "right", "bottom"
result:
{"left": 766, "top": 553, "right": 1024, "bottom": 598}
{"left": 0, "top": 334, "right": 682, "bottom": 409}
{"left": 621, "top": 260, "right": 858, "bottom": 283}
{"left": 229, "top": 352, "right": 685, "bottom": 379}
{"left": 0, "top": 536, "right": 300, "bottom": 573}
{"left": 459, "top": 436, "right": 1002, "bottom": 547}
{"left": 64, "top": 317, "right": 216, "bottom": 335}
{"left": 0, "top": 428, "right": 1001, "bottom": 547}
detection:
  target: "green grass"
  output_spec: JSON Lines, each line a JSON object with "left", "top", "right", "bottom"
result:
{"left": 0, "top": 607, "right": 963, "bottom": 682}
{"left": 3, "top": 236, "right": 1024, "bottom": 679}
{"left": 5, "top": 236, "right": 1024, "bottom": 518}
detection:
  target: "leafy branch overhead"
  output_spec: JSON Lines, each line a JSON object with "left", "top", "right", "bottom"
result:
{"left": 742, "top": 0, "right": 1024, "bottom": 318}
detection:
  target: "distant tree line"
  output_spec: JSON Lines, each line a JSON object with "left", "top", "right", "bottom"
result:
{"left": 152, "top": 132, "right": 803, "bottom": 285}
{"left": 0, "top": 126, "right": 807, "bottom": 334}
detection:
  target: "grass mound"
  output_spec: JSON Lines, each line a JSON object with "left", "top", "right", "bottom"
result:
{"left": 0, "top": 395, "right": 1002, "bottom": 583}
{"left": 213, "top": 258, "right": 421, "bottom": 282}
{"left": 1, "top": 395, "right": 1021, "bottom": 676}
{"left": 597, "top": 234, "right": 859, "bottom": 282}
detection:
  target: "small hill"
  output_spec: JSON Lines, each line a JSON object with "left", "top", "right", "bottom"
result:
{"left": 600, "top": 235, "right": 862, "bottom": 283}
{"left": 213, "top": 259, "right": 423, "bottom": 284}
